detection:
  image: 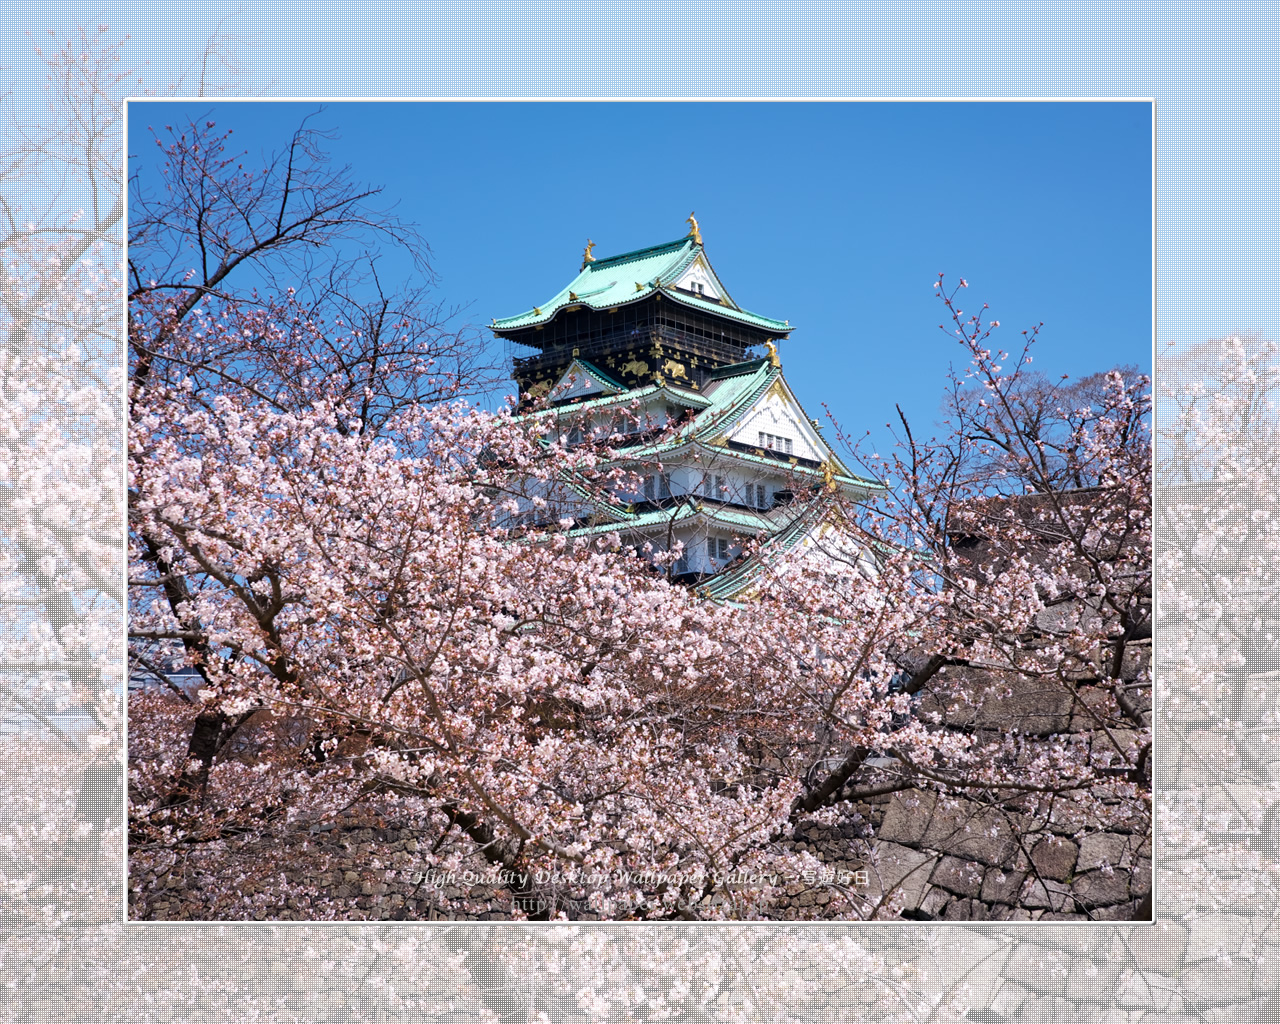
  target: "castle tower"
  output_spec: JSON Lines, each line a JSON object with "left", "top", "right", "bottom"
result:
{"left": 491, "top": 219, "right": 883, "bottom": 599}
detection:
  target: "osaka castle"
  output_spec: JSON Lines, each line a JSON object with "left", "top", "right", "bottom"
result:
{"left": 491, "top": 216, "right": 884, "bottom": 599}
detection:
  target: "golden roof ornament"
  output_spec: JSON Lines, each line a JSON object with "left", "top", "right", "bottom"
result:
{"left": 686, "top": 211, "right": 702, "bottom": 244}
{"left": 823, "top": 461, "right": 837, "bottom": 492}
{"left": 581, "top": 238, "right": 596, "bottom": 269}
{"left": 765, "top": 340, "right": 781, "bottom": 367}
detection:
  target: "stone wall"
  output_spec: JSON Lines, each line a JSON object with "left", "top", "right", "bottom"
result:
{"left": 130, "top": 630, "right": 1153, "bottom": 922}
{"left": 771, "top": 785, "right": 1151, "bottom": 921}
{"left": 772, "top": 634, "right": 1154, "bottom": 921}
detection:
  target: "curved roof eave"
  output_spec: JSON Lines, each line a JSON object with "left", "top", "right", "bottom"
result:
{"left": 494, "top": 286, "right": 790, "bottom": 336}
{"left": 760, "top": 371, "right": 888, "bottom": 491}
{"left": 491, "top": 288, "right": 655, "bottom": 332}
{"left": 700, "top": 503, "right": 832, "bottom": 600}
{"left": 566, "top": 499, "right": 804, "bottom": 541}
{"left": 655, "top": 287, "right": 791, "bottom": 334}
{"left": 490, "top": 236, "right": 792, "bottom": 336}
{"left": 658, "top": 439, "right": 887, "bottom": 495}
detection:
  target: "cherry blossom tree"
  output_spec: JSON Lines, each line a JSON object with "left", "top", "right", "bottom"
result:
{"left": 17, "top": 20, "right": 1280, "bottom": 1024}
{"left": 124, "top": 109, "right": 507, "bottom": 831}
{"left": 941, "top": 352, "right": 1149, "bottom": 495}
{"left": 0, "top": 26, "right": 127, "bottom": 750}
{"left": 0, "top": 27, "right": 142, "bottom": 961}
{"left": 20, "top": 17, "right": 1280, "bottom": 1024}
{"left": 127, "top": 266, "right": 1152, "bottom": 921}
{"left": 1159, "top": 334, "right": 1280, "bottom": 788}
{"left": 128, "top": 112, "right": 497, "bottom": 434}
{"left": 766, "top": 277, "right": 1153, "bottom": 919}
{"left": 128, "top": 379, "right": 855, "bottom": 918}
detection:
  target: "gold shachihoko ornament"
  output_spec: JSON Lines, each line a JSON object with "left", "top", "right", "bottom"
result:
{"left": 686, "top": 211, "right": 702, "bottom": 244}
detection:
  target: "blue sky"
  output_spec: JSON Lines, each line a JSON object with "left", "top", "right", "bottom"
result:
{"left": 127, "top": 100, "right": 1151, "bottom": 452}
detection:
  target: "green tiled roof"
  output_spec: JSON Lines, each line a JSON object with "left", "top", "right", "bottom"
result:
{"left": 566, "top": 498, "right": 804, "bottom": 540}
{"left": 568, "top": 380, "right": 711, "bottom": 415}
{"left": 522, "top": 355, "right": 883, "bottom": 494}
{"left": 609, "top": 359, "right": 884, "bottom": 494}
{"left": 568, "top": 503, "right": 702, "bottom": 538}
{"left": 509, "top": 379, "right": 711, "bottom": 426}
{"left": 514, "top": 355, "right": 885, "bottom": 496}
{"left": 554, "top": 359, "right": 626, "bottom": 398}
{"left": 562, "top": 493, "right": 840, "bottom": 603}
{"left": 491, "top": 236, "right": 791, "bottom": 335}
{"left": 701, "top": 502, "right": 830, "bottom": 600}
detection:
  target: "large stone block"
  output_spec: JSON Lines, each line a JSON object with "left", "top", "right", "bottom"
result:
{"left": 1131, "top": 859, "right": 1152, "bottom": 896}
{"left": 1071, "top": 869, "right": 1132, "bottom": 908}
{"left": 919, "top": 884, "right": 951, "bottom": 918}
{"left": 1005, "top": 944, "right": 1069, "bottom": 997}
{"left": 1120, "top": 639, "right": 1153, "bottom": 681}
{"left": 924, "top": 667, "right": 1077, "bottom": 734}
{"left": 1115, "top": 969, "right": 1183, "bottom": 1011}
{"left": 930, "top": 855, "right": 984, "bottom": 897}
{"left": 987, "top": 980, "right": 1031, "bottom": 1017}
{"left": 1077, "top": 831, "right": 1134, "bottom": 871}
{"left": 1030, "top": 836, "right": 1078, "bottom": 881}
{"left": 1039, "top": 797, "right": 1102, "bottom": 837}
{"left": 856, "top": 841, "right": 936, "bottom": 915}
{"left": 1237, "top": 670, "right": 1280, "bottom": 726}
{"left": 1064, "top": 961, "right": 1124, "bottom": 1003}
{"left": 981, "top": 867, "right": 1027, "bottom": 904}
{"left": 1184, "top": 913, "right": 1251, "bottom": 963}
{"left": 1178, "top": 963, "right": 1258, "bottom": 1008}
{"left": 1124, "top": 922, "right": 1187, "bottom": 973}
{"left": 942, "top": 897, "right": 990, "bottom": 920}
{"left": 877, "top": 789, "right": 1020, "bottom": 866}
{"left": 1021, "top": 878, "right": 1073, "bottom": 911}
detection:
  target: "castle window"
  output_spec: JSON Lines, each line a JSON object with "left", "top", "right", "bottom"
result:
{"left": 702, "top": 474, "right": 727, "bottom": 499}
{"left": 643, "top": 473, "right": 672, "bottom": 501}
{"left": 707, "top": 536, "right": 731, "bottom": 563}
{"left": 757, "top": 431, "right": 792, "bottom": 454}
